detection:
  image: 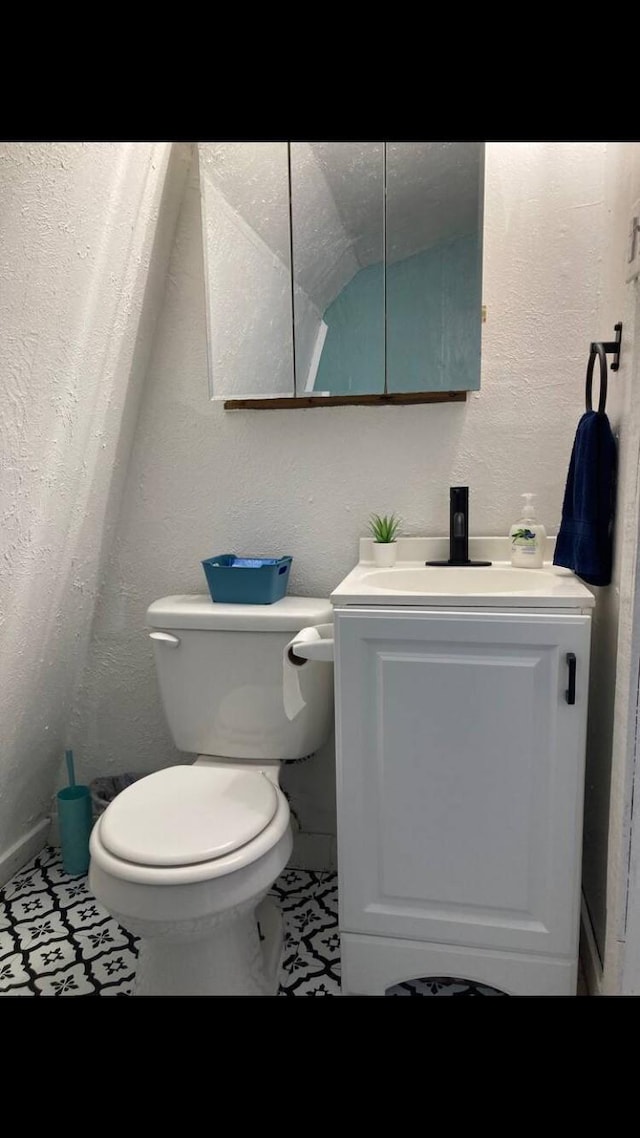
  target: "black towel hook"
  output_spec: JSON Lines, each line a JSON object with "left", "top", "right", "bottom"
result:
{"left": 586, "top": 322, "right": 622, "bottom": 413}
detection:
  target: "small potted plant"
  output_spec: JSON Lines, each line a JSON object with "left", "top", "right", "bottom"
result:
{"left": 368, "top": 513, "right": 401, "bottom": 567}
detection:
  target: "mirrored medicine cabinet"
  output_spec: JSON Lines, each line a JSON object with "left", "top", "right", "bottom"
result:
{"left": 198, "top": 141, "right": 485, "bottom": 408}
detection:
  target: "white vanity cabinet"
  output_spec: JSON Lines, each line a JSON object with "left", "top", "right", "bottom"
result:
{"left": 333, "top": 602, "right": 592, "bottom": 996}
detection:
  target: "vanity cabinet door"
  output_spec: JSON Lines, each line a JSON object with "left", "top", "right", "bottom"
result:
{"left": 334, "top": 607, "right": 591, "bottom": 958}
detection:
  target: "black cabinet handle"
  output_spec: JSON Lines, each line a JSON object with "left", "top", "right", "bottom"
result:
{"left": 566, "top": 653, "right": 577, "bottom": 705}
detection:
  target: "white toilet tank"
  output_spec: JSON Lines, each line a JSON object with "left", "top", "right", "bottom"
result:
{"left": 146, "top": 595, "right": 334, "bottom": 761}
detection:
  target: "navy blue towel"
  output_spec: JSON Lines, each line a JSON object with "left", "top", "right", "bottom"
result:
{"left": 553, "top": 410, "right": 617, "bottom": 587}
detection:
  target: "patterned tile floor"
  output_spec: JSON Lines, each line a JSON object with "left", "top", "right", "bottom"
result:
{"left": 0, "top": 847, "right": 507, "bottom": 996}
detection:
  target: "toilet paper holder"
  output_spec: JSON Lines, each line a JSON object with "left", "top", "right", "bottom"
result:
{"left": 287, "top": 624, "right": 334, "bottom": 665}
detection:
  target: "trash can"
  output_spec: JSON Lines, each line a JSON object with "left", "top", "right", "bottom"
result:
{"left": 90, "top": 773, "right": 144, "bottom": 818}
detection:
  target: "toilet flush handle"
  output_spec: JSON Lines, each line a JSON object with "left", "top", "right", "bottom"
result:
{"left": 149, "top": 631, "right": 181, "bottom": 647}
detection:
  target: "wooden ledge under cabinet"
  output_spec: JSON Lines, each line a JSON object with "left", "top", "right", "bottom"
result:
{"left": 223, "top": 392, "right": 468, "bottom": 410}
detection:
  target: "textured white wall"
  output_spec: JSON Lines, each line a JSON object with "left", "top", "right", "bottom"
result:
{"left": 70, "top": 143, "right": 609, "bottom": 869}
{"left": 593, "top": 144, "right": 640, "bottom": 993}
{"left": 580, "top": 143, "right": 639, "bottom": 973}
{"left": 0, "top": 142, "right": 190, "bottom": 881}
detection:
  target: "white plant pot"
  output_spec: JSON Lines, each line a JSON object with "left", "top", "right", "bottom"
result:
{"left": 372, "top": 542, "right": 397, "bottom": 567}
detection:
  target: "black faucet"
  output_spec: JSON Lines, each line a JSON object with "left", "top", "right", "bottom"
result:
{"left": 426, "top": 486, "right": 492, "bottom": 566}
{"left": 450, "top": 486, "right": 470, "bottom": 564}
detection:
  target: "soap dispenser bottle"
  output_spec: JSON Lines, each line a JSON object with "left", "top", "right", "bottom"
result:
{"left": 509, "top": 493, "right": 546, "bottom": 568}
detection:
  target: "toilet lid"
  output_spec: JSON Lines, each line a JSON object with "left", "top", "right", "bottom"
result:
{"left": 99, "top": 766, "right": 279, "bottom": 867}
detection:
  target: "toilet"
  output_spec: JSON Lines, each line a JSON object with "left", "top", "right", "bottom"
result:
{"left": 88, "top": 594, "right": 334, "bottom": 996}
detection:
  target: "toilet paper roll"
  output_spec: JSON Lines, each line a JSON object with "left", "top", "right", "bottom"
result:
{"left": 283, "top": 627, "right": 322, "bottom": 720}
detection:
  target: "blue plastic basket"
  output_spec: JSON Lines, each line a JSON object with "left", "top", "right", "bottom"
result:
{"left": 202, "top": 554, "right": 293, "bottom": 604}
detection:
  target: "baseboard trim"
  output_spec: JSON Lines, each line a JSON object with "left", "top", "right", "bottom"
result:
{"left": 0, "top": 818, "right": 50, "bottom": 888}
{"left": 580, "top": 892, "right": 603, "bottom": 996}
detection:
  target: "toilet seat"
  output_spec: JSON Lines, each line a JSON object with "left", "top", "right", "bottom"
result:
{"left": 90, "top": 769, "right": 291, "bottom": 887}
{"left": 100, "top": 765, "right": 279, "bottom": 867}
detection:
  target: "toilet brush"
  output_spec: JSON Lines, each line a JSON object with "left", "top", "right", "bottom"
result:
{"left": 57, "top": 748, "right": 93, "bottom": 876}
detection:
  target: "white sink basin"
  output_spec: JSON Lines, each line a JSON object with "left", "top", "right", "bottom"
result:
{"left": 361, "top": 566, "right": 562, "bottom": 594}
{"left": 330, "top": 545, "right": 596, "bottom": 610}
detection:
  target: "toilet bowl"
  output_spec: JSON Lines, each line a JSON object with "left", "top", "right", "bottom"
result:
{"left": 89, "top": 762, "right": 293, "bottom": 995}
{"left": 88, "top": 595, "right": 334, "bottom": 996}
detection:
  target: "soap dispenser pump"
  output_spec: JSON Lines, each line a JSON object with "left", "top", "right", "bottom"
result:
{"left": 509, "top": 493, "right": 546, "bottom": 568}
